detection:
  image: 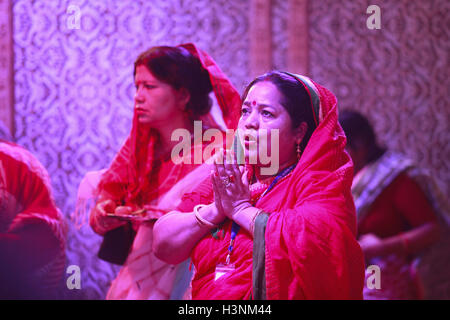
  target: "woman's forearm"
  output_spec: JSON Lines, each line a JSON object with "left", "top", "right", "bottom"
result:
{"left": 153, "top": 204, "right": 222, "bottom": 264}
{"left": 373, "top": 222, "right": 441, "bottom": 258}
{"left": 232, "top": 206, "right": 262, "bottom": 236}
{"left": 397, "top": 221, "right": 441, "bottom": 255}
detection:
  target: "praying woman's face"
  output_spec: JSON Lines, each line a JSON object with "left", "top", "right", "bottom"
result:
{"left": 134, "top": 65, "right": 188, "bottom": 127}
{"left": 238, "top": 81, "right": 304, "bottom": 172}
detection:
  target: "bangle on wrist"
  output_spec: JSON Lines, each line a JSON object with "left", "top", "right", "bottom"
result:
{"left": 400, "top": 234, "right": 409, "bottom": 254}
{"left": 249, "top": 208, "right": 263, "bottom": 235}
{"left": 194, "top": 204, "right": 218, "bottom": 229}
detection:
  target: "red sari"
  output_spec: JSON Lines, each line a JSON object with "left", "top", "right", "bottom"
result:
{"left": 178, "top": 76, "right": 365, "bottom": 299}
{"left": 353, "top": 151, "right": 442, "bottom": 299}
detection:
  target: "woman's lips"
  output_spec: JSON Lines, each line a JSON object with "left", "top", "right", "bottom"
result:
{"left": 243, "top": 135, "right": 257, "bottom": 148}
{"left": 135, "top": 108, "right": 147, "bottom": 115}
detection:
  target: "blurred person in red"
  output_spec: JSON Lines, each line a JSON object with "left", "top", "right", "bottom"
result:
{"left": 339, "top": 110, "right": 447, "bottom": 299}
{"left": 0, "top": 139, "right": 66, "bottom": 299}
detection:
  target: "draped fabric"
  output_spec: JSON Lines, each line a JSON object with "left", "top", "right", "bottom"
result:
{"left": 106, "top": 160, "right": 220, "bottom": 300}
{"left": 0, "top": 141, "right": 66, "bottom": 298}
{"left": 352, "top": 151, "right": 414, "bottom": 224}
{"left": 83, "top": 43, "right": 241, "bottom": 299}
{"left": 178, "top": 76, "right": 365, "bottom": 299}
{"left": 352, "top": 151, "right": 447, "bottom": 299}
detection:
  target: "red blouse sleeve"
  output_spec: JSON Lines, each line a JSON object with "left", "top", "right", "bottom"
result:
{"left": 392, "top": 173, "right": 437, "bottom": 227}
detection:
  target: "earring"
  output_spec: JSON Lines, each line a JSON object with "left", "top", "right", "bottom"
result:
{"left": 296, "top": 143, "right": 302, "bottom": 160}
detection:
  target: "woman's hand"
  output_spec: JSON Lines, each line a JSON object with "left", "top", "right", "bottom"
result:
{"left": 358, "top": 233, "right": 383, "bottom": 260}
{"left": 91, "top": 199, "right": 128, "bottom": 233}
{"left": 211, "top": 150, "right": 252, "bottom": 220}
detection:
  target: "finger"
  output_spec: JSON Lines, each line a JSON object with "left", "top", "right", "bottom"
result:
{"left": 215, "top": 158, "right": 227, "bottom": 179}
{"left": 243, "top": 173, "right": 250, "bottom": 189}
{"left": 222, "top": 151, "right": 239, "bottom": 186}
{"left": 230, "top": 160, "right": 241, "bottom": 178}
{"left": 232, "top": 147, "right": 238, "bottom": 163}
{"left": 238, "top": 165, "right": 250, "bottom": 189}
{"left": 143, "top": 205, "right": 165, "bottom": 214}
{"left": 102, "top": 200, "right": 117, "bottom": 214}
{"left": 211, "top": 173, "right": 219, "bottom": 199}
{"left": 115, "top": 206, "right": 133, "bottom": 216}
{"left": 213, "top": 168, "right": 227, "bottom": 193}
{"left": 225, "top": 161, "right": 241, "bottom": 189}
{"left": 211, "top": 170, "right": 220, "bottom": 191}
{"left": 98, "top": 201, "right": 112, "bottom": 216}
{"left": 214, "top": 161, "right": 237, "bottom": 196}
{"left": 214, "top": 148, "right": 224, "bottom": 166}
{"left": 223, "top": 148, "right": 235, "bottom": 165}
{"left": 96, "top": 202, "right": 107, "bottom": 216}
{"left": 219, "top": 148, "right": 233, "bottom": 172}
{"left": 211, "top": 171, "right": 223, "bottom": 206}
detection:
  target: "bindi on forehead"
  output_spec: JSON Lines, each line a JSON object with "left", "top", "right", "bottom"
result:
{"left": 251, "top": 100, "right": 257, "bottom": 106}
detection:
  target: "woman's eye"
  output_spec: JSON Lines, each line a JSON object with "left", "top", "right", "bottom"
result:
{"left": 241, "top": 108, "right": 250, "bottom": 115}
{"left": 144, "top": 84, "right": 156, "bottom": 89}
{"left": 262, "top": 110, "right": 274, "bottom": 118}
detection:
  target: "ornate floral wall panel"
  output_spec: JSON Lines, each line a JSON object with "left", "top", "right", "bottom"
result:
{"left": 13, "top": 0, "right": 250, "bottom": 299}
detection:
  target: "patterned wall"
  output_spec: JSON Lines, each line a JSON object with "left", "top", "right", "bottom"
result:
{"left": 13, "top": 0, "right": 250, "bottom": 299}
{"left": 10, "top": 0, "right": 449, "bottom": 299}
{"left": 0, "top": 0, "right": 13, "bottom": 136}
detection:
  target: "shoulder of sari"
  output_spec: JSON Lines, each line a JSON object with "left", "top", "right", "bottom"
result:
{"left": 353, "top": 151, "right": 415, "bottom": 221}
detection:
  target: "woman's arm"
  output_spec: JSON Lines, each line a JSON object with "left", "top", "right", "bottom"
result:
{"left": 153, "top": 203, "right": 225, "bottom": 265}
{"left": 360, "top": 221, "right": 441, "bottom": 260}
{"left": 360, "top": 173, "right": 441, "bottom": 260}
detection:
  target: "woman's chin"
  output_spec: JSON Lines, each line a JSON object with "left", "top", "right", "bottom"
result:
{"left": 243, "top": 150, "right": 259, "bottom": 165}
{"left": 136, "top": 115, "right": 154, "bottom": 125}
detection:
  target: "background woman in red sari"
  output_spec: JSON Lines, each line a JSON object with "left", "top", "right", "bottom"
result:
{"left": 84, "top": 44, "right": 241, "bottom": 299}
{"left": 153, "top": 71, "right": 365, "bottom": 299}
{"left": 339, "top": 110, "right": 446, "bottom": 299}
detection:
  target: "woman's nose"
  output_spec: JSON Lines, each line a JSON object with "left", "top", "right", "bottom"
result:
{"left": 134, "top": 87, "right": 144, "bottom": 103}
{"left": 244, "top": 110, "right": 259, "bottom": 129}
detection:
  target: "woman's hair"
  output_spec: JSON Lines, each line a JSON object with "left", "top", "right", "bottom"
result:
{"left": 339, "top": 110, "right": 385, "bottom": 163}
{"left": 134, "top": 46, "right": 213, "bottom": 118}
{"left": 241, "top": 71, "right": 317, "bottom": 152}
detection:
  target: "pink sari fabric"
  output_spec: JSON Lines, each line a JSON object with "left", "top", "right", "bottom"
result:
{"left": 106, "top": 154, "right": 216, "bottom": 300}
{"left": 263, "top": 80, "right": 364, "bottom": 299}
{"left": 179, "top": 77, "right": 365, "bottom": 300}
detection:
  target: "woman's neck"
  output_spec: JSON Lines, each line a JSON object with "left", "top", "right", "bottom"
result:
{"left": 155, "top": 117, "right": 194, "bottom": 159}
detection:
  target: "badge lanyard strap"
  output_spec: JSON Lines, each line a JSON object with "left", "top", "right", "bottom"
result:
{"left": 224, "top": 164, "right": 296, "bottom": 265}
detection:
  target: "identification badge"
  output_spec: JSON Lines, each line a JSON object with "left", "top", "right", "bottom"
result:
{"left": 214, "top": 263, "right": 235, "bottom": 281}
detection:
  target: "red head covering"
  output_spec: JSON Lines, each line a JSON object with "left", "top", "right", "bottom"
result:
{"left": 261, "top": 76, "right": 365, "bottom": 299}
